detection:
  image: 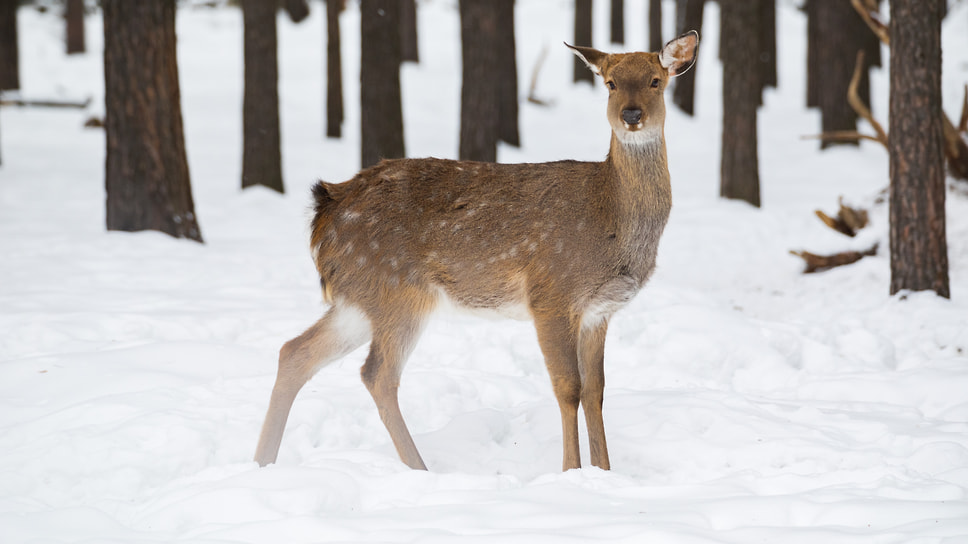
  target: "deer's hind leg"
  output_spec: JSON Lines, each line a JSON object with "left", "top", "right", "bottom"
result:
{"left": 360, "top": 309, "right": 431, "bottom": 470}
{"left": 255, "top": 304, "right": 372, "bottom": 466}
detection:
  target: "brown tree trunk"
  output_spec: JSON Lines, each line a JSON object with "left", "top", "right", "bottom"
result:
{"left": 610, "top": 0, "right": 624, "bottom": 45}
{"left": 807, "top": 0, "right": 878, "bottom": 149}
{"left": 241, "top": 0, "right": 284, "bottom": 193}
{"left": 758, "top": 0, "right": 776, "bottom": 94}
{"left": 459, "top": 0, "right": 499, "bottom": 162}
{"left": 325, "top": 0, "right": 344, "bottom": 138}
{"left": 889, "top": 0, "right": 949, "bottom": 298}
{"left": 66, "top": 0, "right": 85, "bottom": 54}
{"left": 720, "top": 0, "right": 760, "bottom": 208}
{"left": 0, "top": 0, "right": 19, "bottom": 90}
{"left": 360, "top": 0, "right": 404, "bottom": 168}
{"left": 282, "top": 0, "right": 309, "bottom": 23}
{"left": 496, "top": 0, "right": 519, "bottom": 148}
{"left": 103, "top": 0, "right": 202, "bottom": 242}
{"left": 649, "top": 0, "right": 663, "bottom": 52}
{"left": 573, "top": 0, "right": 593, "bottom": 84}
{"left": 672, "top": 0, "right": 704, "bottom": 116}
{"left": 400, "top": 0, "right": 419, "bottom": 63}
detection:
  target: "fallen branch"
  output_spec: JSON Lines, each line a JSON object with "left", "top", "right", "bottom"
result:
{"left": 790, "top": 244, "right": 878, "bottom": 274}
{"left": 1, "top": 97, "right": 92, "bottom": 109}
{"left": 815, "top": 197, "right": 869, "bottom": 237}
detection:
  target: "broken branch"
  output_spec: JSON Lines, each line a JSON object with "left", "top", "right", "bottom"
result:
{"left": 790, "top": 244, "right": 878, "bottom": 274}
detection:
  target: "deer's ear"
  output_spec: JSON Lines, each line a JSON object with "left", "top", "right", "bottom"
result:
{"left": 659, "top": 30, "right": 699, "bottom": 77}
{"left": 565, "top": 43, "right": 608, "bottom": 77}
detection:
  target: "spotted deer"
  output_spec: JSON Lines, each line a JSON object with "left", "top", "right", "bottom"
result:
{"left": 255, "top": 32, "right": 699, "bottom": 471}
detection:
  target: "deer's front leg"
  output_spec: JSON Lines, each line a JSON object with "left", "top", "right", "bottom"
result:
{"left": 579, "top": 319, "right": 610, "bottom": 470}
{"left": 533, "top": 311, "right": 582, "bottom": 471}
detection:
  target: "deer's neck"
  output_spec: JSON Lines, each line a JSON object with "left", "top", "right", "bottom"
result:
{"left": 605, "top": 131, "right": 672, "bottom": 215}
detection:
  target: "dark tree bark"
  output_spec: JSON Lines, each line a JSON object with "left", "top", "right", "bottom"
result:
{"left": 573, "top": 0, "right": 593, "bottom": 84}
{"left": 325, "top": 0, "right": 344, "bottom": 138}
{"left": 360, "top": 0, "right": 404, "bottom": 168}
{"left": 283, "top": 0, "right": 310, "bottom": 23}
{"left": 806, "top": 0, "right": 879, "bottom": 148}
{"left": 103, "top": 0, "right": 202, "bottom": 242}
{"left": 649, "top": 0, "right": 663, "bottom": 52}
{"left": 400, "top": 0, "right": 419, "bottom": 63}
{"left": 720, "top": 0, "right": 760, "bottom": 207}
{"left": 66, "top": 0, "right": 85, "bottom": 54}
{"left": 889, "top": 0, "right": 948, "bottom": 298}
{"left": 672, "top": 0, "right": 704, "bottom": 116}
{"left": 495, "top": 0, "right": 519, "bottom": 148}
{"left": 241, "top": 0, "right": 284, "bottom": 193}
{"left": 0, "top": 0, "right": 19, "bottom": 90}
{"left": 459, "top": 0, "right": 499, "bottom": 162}
{"left": 610, "top": 0, "right": 624, "bottom": 45}
{"left": 758, "top": 0, "right": 776, "bottom": 94}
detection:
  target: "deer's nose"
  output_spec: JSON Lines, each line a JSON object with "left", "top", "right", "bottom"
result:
{"left": 622, "top": 108, "right": 643, "bottom": 126}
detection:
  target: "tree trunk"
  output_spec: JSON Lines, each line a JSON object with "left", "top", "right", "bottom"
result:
{"left": 672, "top": 0, "right": 704, "bottom": 116}
{"left": 459, "top": 0, "right": 499, "bottom": 162}
{"left": 758, "top": 0, "right": 776, "bottom": 94}
{"left": 720, "top": 0, "right": 760, "bottom": 207}
{"left": 573, "top": 0, "right": 593, "bottom": 84}
{"left": 0, "top": 0, "right": 19, "bottom": 90}
{"left": 889, "top": 0, "right": 948, "bottom": 298}
{"left": 325, "top": 0, "right": 344, "bottom": 138}
{"left": 649, "top": 0, "right": 662, "bottom": 52}
{"left": 66, "top": 0, "right": 85, "bottom": 54}
{"left": 400, "top": 0, "right": 419, "bottom": 63}
{"left": 103, "top": 0, "right": 202, "bottom": 242}
{"left": 610, "top": 0, "right": 624, "bottom": 45}
{"left": 807, "top": 0, "right": 878, "bottom": 149}
{"left": 282, "top": 0, "right": 309, "bottom": 23}
{"left": 360, "top": 0, "right": 404, "bottom": 168}
{"left": 241, "top": 0, "right": 284, "bottom": 193}
{"left": 495, "top": 0, "right": 519, "bottom": 148}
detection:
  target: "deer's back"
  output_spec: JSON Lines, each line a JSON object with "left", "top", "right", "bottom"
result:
{"left": 311, "top": 158, "right": 667, "bottom": 320}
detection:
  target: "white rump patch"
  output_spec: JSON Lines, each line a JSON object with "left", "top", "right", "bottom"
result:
{"left": 580, "top": 276, "right": 641, "bottom": 330}
{"left": 333, "top": 303, "right": 373, "bottom": 344}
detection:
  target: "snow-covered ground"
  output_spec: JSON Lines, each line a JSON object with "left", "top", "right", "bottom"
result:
{"left": 2, "top": 1, "right": 968, "bottom": 542}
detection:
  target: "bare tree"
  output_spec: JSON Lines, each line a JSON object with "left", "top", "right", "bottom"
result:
{"left": 325, "top": 0, "right": 344, "bottom": 138}
{"left": 672, "top": 0, "right": 705, "bottom": 115}
{"left": 66, "top": 0, "right": 85, "bottom": 54}
{"left": 610, "top": 0, "right": 624, "bottom": 44}
{"left": 573, "top": 0, "right": 593, "bottom": 84}
{"left": 806, "top": 0, "right": 880, "bottom": 148}
{"left": 360, "top": 0, "right": 404, "bottom": 168}
{"left": 719, "top": 0, "right": 760, "bottom": 207}
{"left": 459, "top": 0, "right": 499, "bottom": 161}
{"left": 282, "top": 0, "right": 309, "bottom": 23}
{"left": 889, "top": 0, "right": 948, "bottom": 298}
{"left": 649, "top": 0, "right": 663, "bottom": 52}
{"left": 103, "top": 0, "right": 202, "bottom": 242}
{"left": 400, "top": 0, "right": 418, "bottom": 63}
{"left": 0, "top": 0, "right": 19, "bottom": 91}
{"left": 495, "top": 0, "right": 519, "bottom": 148}
{"left": 241, "top": 0, "right": 284, "bottom": 193}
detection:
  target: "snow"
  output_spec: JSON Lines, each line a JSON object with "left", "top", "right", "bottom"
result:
{"left": 2, "top": 1, "right": 968, "bottom": 542}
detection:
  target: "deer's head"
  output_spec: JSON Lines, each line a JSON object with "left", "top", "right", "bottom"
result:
{"left": 567, "top": 31, "right": 699, "bottom": 146}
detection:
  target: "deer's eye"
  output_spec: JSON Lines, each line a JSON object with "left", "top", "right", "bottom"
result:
{"left": 650, "top": 78, "right": 660, "bottom": 88}
{"left": 606, "top": 81, "right": 616, "bottom": 91}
